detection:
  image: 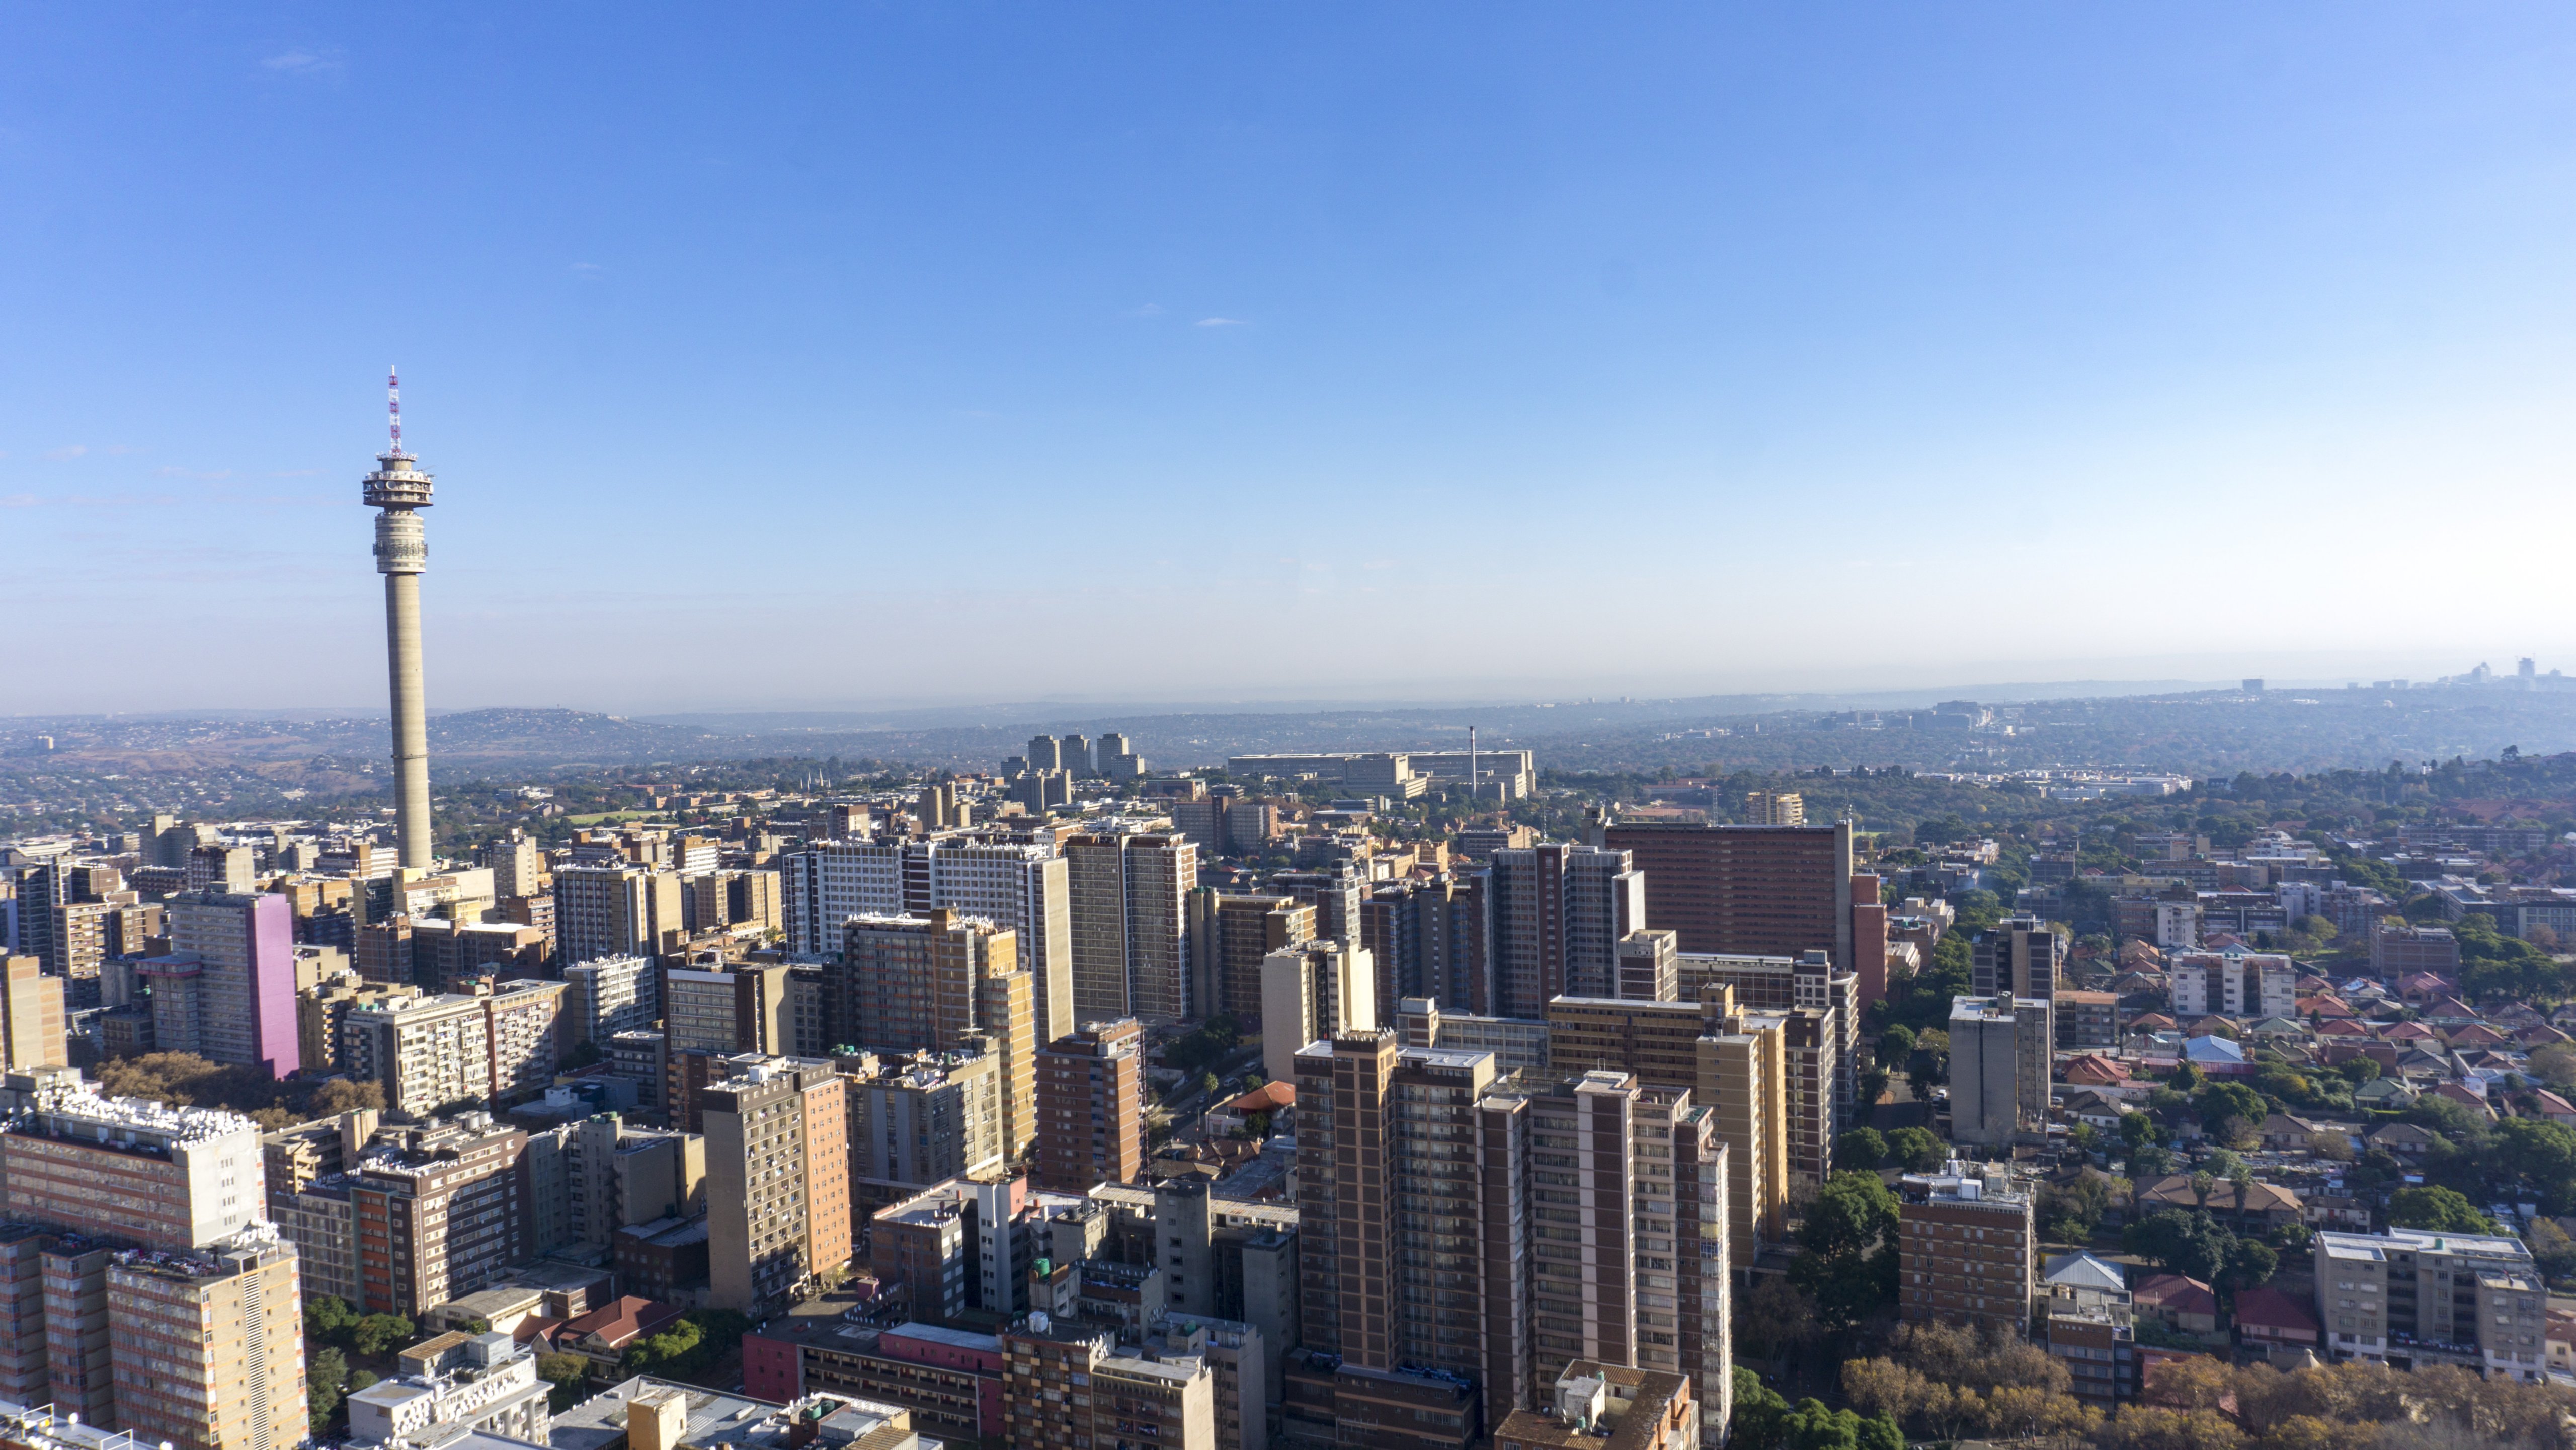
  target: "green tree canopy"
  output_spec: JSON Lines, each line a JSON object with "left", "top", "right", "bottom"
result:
{"left": 2388, "top": 1186, "right": 2497, "bottom": 1234}
{"left": 1836, "top": 1127, "right": 1887, "bottom": 1171}
{"left": 1885, "top": 1126, "right": 1946, "bottom": 1173}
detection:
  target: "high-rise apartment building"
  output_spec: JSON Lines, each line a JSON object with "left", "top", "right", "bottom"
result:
{"left": 1065, "top": 833, "right": 1198, "bottom": 1024}
{"left": 2, "top": 955, "right": 66, "bottom": 1069}
{"left": 785, "top": 837, "right": 1074, "bottom": 1042}
{"left": 107, "top": 1225, "right": 307, "bottom": 1450}
{"left": 342, "top": 992, "right": 495, "bottom": 1119}
{"left": 0, "top": 1088, "right": 265, "bottom": 1250}
{"left": 664, "top": 962, "right": 792, "bottom": 1131}
{"left": 1947, "top": 993, "right": 2051, "bottom": 1150}
{"left": 1269, "top": 863, "right": 1364, "bottom": 944}
{"left": 348, "top": 1115, "right": 531, "bottom": 1318}
{"left": 1291, "top": 1033, "right": 1527, "bottom": 1447}
{"left": 701, "top": 1057, "right": 851, "bottom": 1313}
{"left": 1898, "top": 1163, "right": 2035, "bottom": 1339}
{"left": 842, "top": 1050, "right": 1012, "bottom": 1185}
{"left": 1259, "top": 941, "right": 1377, "bottom": 1083}
{"left": 553, "top": 865, "right": 685, "bottom": 967}
{"left": 1544, "top": 991, "right": 1789, "bottom": 1262}
{"left": 1484, "top": 844, "right": 1645, "bottom": 1017}
{"left": 186, "top": 844, "right": 261, "bottom": 895}
{"left": 1360, "top": 876, "right": 1492, "bottom": 1014}
{"left": 1032, "top": 1019, "right": 1146, "bottom": 1192}
{"left": 563, "top": 954, "right": 659, "bottom": 1043}
{"left": 1002, "top": 1315, "right": 1216, "bottom": 1450}
{"left": 1971, "top": 915, "right": 2064, "bottom": 1000}
{"left": 150, "top": 891, "right": 301, "bottom": 1078}
{"left": 1187, "top": 891, "right": 1314, "bottom": 1021}
{"left": 482, "top": 978, "right": 569, "bottom": 1104}
{"left": 486, "top": 834, "right": 543, "bottom": 899}
{"left": 1600, "top": 820, "right": 1858, "bottom": 968}
{"left": 834, "top": 912, "right": 1035, "bottom": 1158}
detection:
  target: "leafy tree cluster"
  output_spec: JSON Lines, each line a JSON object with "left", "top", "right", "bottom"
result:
{"left": 1840, "top": 1322, "right": 2099, "bottom": 1443}
{"left": 1786, "top": 1171, "right": 1900, "bottom": 1331}
{"left": 2453, "top": 911, "right": 2571, "bottom": 1002}
{"left": 2107, "top": 1354, "right": 2576, "bottom": 1450}
{"left": 95, "top": 1052, "right": 385, "bottom": 1130}
{"left": 303, "top": 1293, "right": 412, "bottom": 1429}
{"left": 2038, "top": 1170, "right": 2125, "bottom": 1242}
{"left": 1729, "top": 1370, "right": 1903, "bottom": 1450}
{"left": 2123, "top": 1209, "right": 2278, "bottom": 1293}
{"left": 619, "top": 1309, "right": 752, "bottom": 1382}
{"left": 305, "top": 1294, "right": 417, "bottom": 1359}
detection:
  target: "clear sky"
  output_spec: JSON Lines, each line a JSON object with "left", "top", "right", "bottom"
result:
{"left": 7, "top": 6, "right": 2574, "bottom": 714}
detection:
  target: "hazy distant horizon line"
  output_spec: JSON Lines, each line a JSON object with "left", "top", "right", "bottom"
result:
{"left": 0, "top": 674, "right": 2455, "bottom": 728}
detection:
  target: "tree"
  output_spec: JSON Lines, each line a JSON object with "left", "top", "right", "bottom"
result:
{"left": 2194, "top": 1082, "right": 2269, "bottom": 1133}
{"left": 351, "top": 1313, "right": 416, "bottom": 1358}
{"left": 2388, "top": 1187, "right": 2495, "bottom": 1234}
{"left": 2492, "top": 1117, "right": 2576, "bottom": 1215}
{"left": 2332, "top": 1057, "right": 2381, "bottom": 1088}
{"left": 1738, "top": 1277, "right": 1817, "bottom": 1361}
{"left": 308, "top": 1345, "right": 349, "bottom": 1433}
{"left": 562, "top": 1040, "right": 605, "bottom": 1070}
{"left": 306, "top": 1293, "right": 359, "bottom": 1347}
{"left": 2039, "top": 1173, "right": 2111, "bottom": 1242}
{"left": 2125, "top": 1208, "right": 2234, "bottom": 1284}
{"left": 2526, "top": 1216, "right": 2576, "bottom": 1285}
{"left": 1790, "top": 1171, "right": 1900, "bottom": 1329}
{"left": 1731, "top": 1368, "right": 1791, "bottom": 1450}
{"left": 311, "top": 1077, "right": 387, "bottom": 1116}
{"left": 2226, "top": 1239, "right": 2279, "bottom": 1290}
{"left": 1876, "top": 1025, "right": 1916, "bottom": 1071}
{"left": 537, "top": 1352, "right": 592, "bottom": 1411}
{"left": 2530, "top": 1042, "right": 2576, "bottom": 1090}
{"left": 1836, "top": 1127, "right": 1886, "bottom": 1171}
{"left": 2310, "top": 1128, "right": 2354, "bottom": 1163}
{"left": 1885, "top": 1125, "right": 1946, "bottom": 1173}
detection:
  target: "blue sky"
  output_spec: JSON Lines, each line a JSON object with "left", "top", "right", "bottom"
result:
{"left": 7, "top": 6, "right": 2574, "bottom": 713}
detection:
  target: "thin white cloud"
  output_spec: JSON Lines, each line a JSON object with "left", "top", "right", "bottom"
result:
{"left": 45, "top": 445, "right": 87, "bottom": 461}
{"left": 1128, "top": 303, "right": 1164, "bottom": 318}
{"left": 270, "top": 469, "right": 324, "bottom": 478}
{"left": 571, "top": 262, "right": 604, "bottom": 278}
{"left": 262, "top": 49, "right": 343, "bottom": 75}
{"left": 1, "top": 494, "right": 36, "bottom": 508}
{"left": 154, "top": 466, "right": 234, "bottom": 481}
{"left": 1194, "top": 317, "right": 1249, "bottom": 328}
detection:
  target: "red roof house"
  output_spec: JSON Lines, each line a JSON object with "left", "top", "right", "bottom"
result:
{"left": 2233, "top": 1286, "right": 2320, "bottom": 1349}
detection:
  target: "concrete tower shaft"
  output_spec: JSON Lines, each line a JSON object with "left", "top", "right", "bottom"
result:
{"left": 364, "top": 436, "right": 435, "bottom": 871}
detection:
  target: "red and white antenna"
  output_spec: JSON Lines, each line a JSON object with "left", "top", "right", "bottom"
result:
{"left": 388, "top": 366, "right": 403, "bottom": 452}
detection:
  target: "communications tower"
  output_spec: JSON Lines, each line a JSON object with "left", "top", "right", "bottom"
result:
{"left": 362, "top": 368, "right": 435, "bottom": 869}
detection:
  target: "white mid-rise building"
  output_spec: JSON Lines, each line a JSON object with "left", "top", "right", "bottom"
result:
{"left": 2170, "top": 950, "right": 2296, "bottom": 1020}
{"left": 347, "top": 1330, "right": 550, "bottom": 1445}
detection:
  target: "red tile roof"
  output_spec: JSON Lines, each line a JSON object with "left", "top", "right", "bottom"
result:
{"left": 2233, "top": 1286, "right": 2319, "bottom": 1334}
{"left": 557, "top": 1295, "right": 683, "bottom": 1350}
{"left": 1223, "top": 1082, "right": 1295, "bottom": 1114}
{"left": 2132, "top": 1273, "right": 2219, "bottom": 1318}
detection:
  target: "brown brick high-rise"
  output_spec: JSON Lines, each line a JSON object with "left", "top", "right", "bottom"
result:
{"left": 1602, "top": 821, "right": 1855, "bottom": 966}
{"left": 1032, "top": 1019, "right": 1144, "bottom": 1192}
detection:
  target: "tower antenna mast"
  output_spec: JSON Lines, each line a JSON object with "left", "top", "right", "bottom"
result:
{"left": 388, "top": 366, "right": 403, "bottom": 452}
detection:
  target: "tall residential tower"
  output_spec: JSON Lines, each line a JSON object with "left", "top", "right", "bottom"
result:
{"left": 365, "top": 368, "right": 436, "bottom": 869}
